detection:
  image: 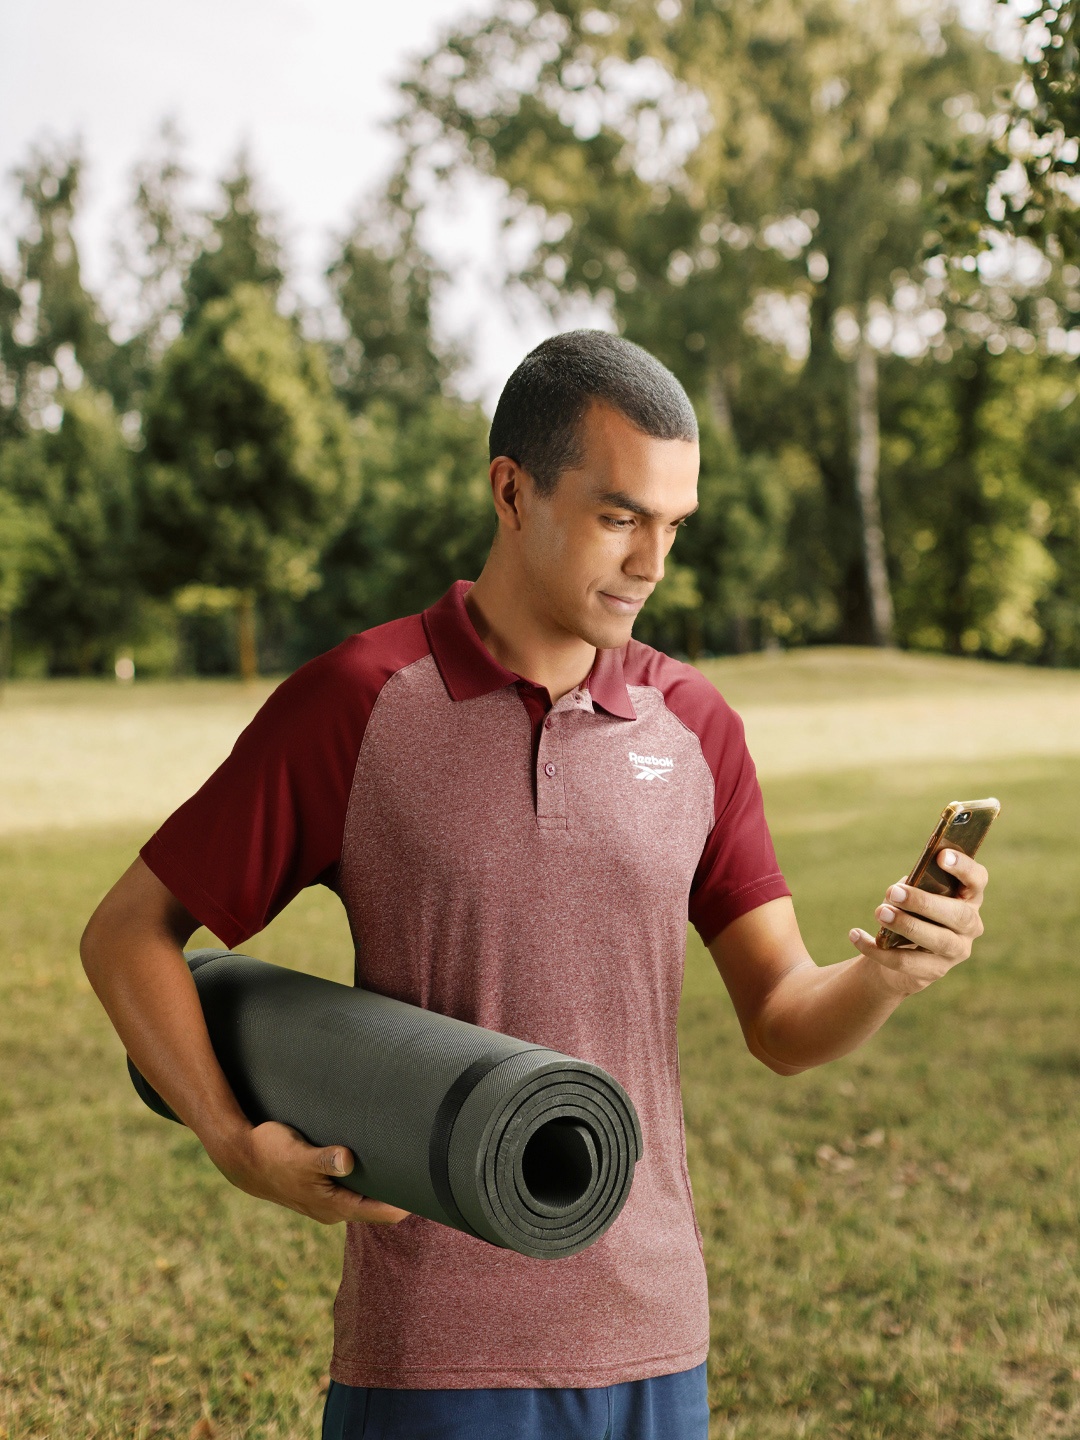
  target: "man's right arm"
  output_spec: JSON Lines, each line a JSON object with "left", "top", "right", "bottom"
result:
{"left": 80, "top": 857, "right": 407, "bottom": 1227}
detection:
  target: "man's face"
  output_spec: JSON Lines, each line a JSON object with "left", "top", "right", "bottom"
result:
{"left": 512, "top": 402, "right": 700, "bottom": 650}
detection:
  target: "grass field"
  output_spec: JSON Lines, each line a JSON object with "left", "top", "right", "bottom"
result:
{"left": 2, "top": 654, "right": 1079, "bottom": 1438}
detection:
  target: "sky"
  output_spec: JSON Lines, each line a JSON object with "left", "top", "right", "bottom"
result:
{"left": 0, "top": 0, "right": 587, "bottom": 404}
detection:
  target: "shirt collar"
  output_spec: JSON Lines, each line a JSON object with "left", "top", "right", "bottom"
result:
{"left": 422, "top": 580, "right": 636, "bottom": 720}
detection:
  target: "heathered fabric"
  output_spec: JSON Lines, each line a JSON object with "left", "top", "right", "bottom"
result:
{"left": 141, "top": 580, "right": 790, "bottom": 1391}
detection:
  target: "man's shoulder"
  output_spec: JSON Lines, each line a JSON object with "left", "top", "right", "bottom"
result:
{"left": 622, "top": 638, "right": 742, "bottom": 741}
{"left": 252, "top": 614, "right": 431, "bottom": 743}
{"left": 319, "top": 613, "right": 430, "bottom": 684}
{"left": 281, "top": 614, "right": 430, "bottom": 703}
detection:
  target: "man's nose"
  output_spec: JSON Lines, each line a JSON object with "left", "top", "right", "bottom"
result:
{"left": 625, "top": 528, "right": 666, "bottom": 586}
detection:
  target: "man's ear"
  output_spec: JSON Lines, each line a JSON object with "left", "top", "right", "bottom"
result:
{"left": 489, "top": 456, "right": 528, "bottom": 532}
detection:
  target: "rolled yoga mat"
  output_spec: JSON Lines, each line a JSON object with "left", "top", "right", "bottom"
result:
{"left": 129, "top": 950, "right": 642, "bottom": 1260}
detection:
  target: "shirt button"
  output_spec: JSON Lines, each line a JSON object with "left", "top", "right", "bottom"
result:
{"left": 544, "top": 716, "right": 554, "bottom": 730}
{"left": 544, "top": 762, "right": 557, "bottom": 777}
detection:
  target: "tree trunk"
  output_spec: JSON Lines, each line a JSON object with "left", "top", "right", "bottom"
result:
{"left": 0, "top": 613, "right": 10, "bottom": 695}
{"left": 684, "top": 609, "right": 702, "bottom": 662}
{"left": 806, "top": 282, "right": 875, "bottom": 644}
{"left": 851, "top": 329, "right": 895, "bottom": 647}
{"left": 707, "top": 367, "right": 733, "bottom": 435}
{"left": 942, "top": 352, "right": 988, "bottom": 654}
{"left": 237, "top": 590, "right": 258, "bottom": 682}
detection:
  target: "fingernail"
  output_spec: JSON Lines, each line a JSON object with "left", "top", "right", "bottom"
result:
{"left": 879, "top": 905, "right": 895, "bottom": 923}
{"left": 943, "top": 850, "right": 956, "bottom": 867}
{"left": 848, "top": 929, "right": 861, "bottom": 945}
{"left": 889, "top": 884, "right": 907, "bottom": 903}
{"left": 331, "top": 1153, "right": 345, "bottom": 1174}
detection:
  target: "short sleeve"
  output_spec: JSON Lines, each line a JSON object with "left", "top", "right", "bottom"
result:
{"left": 140, "top": 617, "right": 428, "bottom": 948}
{"left": 686, "top": 714, "right": 790, "bottom": 945}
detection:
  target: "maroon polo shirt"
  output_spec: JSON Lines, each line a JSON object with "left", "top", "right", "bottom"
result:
{"left": 141, "top": 580, "right": 790, "bottom": 1390}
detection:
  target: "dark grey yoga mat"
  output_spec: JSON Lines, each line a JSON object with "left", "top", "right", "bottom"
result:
{"left": 128, "top": 950, "right": 642, "bottom": 1259}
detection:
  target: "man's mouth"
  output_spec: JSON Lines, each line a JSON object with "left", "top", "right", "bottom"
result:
{"left": 598, "top": 592, "right": 649, "bottom": 615}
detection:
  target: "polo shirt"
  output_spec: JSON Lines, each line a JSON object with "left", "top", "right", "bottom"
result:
{"left": 141, "top": 579, "right": 790, "bottom": 1391}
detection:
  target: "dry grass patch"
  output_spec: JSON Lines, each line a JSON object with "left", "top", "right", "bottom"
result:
{"left": 3, "top": 651, "right": 1078, "bottom": 835}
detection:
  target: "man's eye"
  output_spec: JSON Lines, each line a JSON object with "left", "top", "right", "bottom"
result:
{"left": 603, "top": 516, "right": 634, "bottom": 529}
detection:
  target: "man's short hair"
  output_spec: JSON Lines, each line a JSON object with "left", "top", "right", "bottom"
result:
{"left": 488, "top": 330, "right": 698, "bottom": 496}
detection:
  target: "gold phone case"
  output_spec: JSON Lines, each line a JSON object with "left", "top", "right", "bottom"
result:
{"left": 876, "top": 798, "right": 1000, "bottom": 950}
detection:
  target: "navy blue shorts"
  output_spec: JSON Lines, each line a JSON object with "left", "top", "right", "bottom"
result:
{"left": 321, "top": 1362, "right": 709, "bottom": 1439}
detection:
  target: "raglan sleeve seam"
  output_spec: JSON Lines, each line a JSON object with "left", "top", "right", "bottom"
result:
{"left": 136, "top": 637, "right": 383, "bottom": 951}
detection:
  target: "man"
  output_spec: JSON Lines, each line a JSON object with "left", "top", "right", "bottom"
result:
{"left": 82, "top": 331, "right": 988, "bottom": 1440}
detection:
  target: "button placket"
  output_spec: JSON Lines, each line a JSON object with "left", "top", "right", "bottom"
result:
{"left": 536, "top": 706, "right": 568, "bottom": 831}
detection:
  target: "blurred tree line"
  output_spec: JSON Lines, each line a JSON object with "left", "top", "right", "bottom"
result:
{"left": 1, "top": 0, "right": 1078, "bottom": 680}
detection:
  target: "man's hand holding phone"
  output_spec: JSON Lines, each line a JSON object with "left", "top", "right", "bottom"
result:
{"left": 708, "top": 797, "right": 996, "bottom": 1074}
{"left": 848, "top": 847, "right": 989, "bottom": 996}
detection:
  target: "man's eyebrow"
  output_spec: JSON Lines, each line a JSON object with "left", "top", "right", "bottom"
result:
{"left": 597, "top": 490, "right": 699, "bottom": 522}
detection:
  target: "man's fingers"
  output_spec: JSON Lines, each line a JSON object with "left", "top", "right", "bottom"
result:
{"left": 348, "top": 1197, "right": 411, "bottom": 1226}
{"left": 850, "top": 927, "right": 916, "bottom": 964}
{"left": 849, "top": 852, "right": 991, "bottom": 994}
{"left": 936, "top": 848, "right": 988, "bottom": 900}
{"left": 225, "top": 1123, "right": 411, "bottom": 1226}
{"left": 882, "top": 882, "right": 983, "bottom": 937}
{"left": 315, "top": 1145, "right": 355, "bottom": 1178}
{"left": 875, "top": 902, "right": 966, "bottom": 958}
{"left": 308, "top": 1146, "right": 409, "bottom": 1224}
{"left": 309, "top": 1189, "right": 411, "bottom": 1226}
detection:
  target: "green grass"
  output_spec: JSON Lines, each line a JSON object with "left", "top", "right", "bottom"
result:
{"left": 2, "top": 664, "right": 1078, "bottom": 1438}
{"left": 0, "top": 831, "right": 354, "bottom": 1440}
{"left": 683, "top": 755, "right": 1080, "bottom": 1438}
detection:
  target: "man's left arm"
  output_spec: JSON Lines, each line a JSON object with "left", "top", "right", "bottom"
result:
{"left": 709, "top": 849, "right": 988, "bottom": 1075}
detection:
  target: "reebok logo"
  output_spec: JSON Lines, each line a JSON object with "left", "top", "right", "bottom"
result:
{"left": 629, "top": 750, "right": 674, "bottom": 782}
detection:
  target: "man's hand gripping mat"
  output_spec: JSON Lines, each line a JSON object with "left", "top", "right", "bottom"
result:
{"left": 129, "top": 950, "right": 642, "bottom": 1259}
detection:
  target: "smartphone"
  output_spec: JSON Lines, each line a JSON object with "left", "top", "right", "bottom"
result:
{"left": 876, "top": 798, "right": 1001, "bottom": 950}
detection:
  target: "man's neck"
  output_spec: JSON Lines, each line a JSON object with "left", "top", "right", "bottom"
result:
{"left": 466, "top": 562, "right": 595, "bottom": 704}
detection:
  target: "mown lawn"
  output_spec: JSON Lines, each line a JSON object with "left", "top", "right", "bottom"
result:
{"left": 1, "top": 663, "right": 1078, "bottom": 1438}
{"left": 683, "top": 755, "right": 1080, "bottom": 1438}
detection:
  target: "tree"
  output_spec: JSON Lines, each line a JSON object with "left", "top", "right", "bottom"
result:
{"left": 1014, "top": 356, "right": 1080, "bottom": 665}
{"left": 328, "top": 200, "right": 451, "bottom": 418}
{"left": 396, "top": 0, "right": 1013, "bottom": 646}
{"left": 1019, "top": 0, "right": 1080, "bottom": 255}
{"left": 298, "top": 201, "right": 492, "bottom": 650}
{"left": 183, "top": 161, "right": 284, "bottom": 323}
{"left": 0, "top": 486, "right": 50, "bottom": 684}
{"left": 1017, "top": 0, "right": 1080, "bottom": 163}
{"left": 140, "top": 283, "right": 358, "bottom": 679}
{"left": 0, "top": 144, "right": 117, "bottom": 433}
{"left": 0, "top": 144, "right": 118, "bottom": 423}
{"left": 0, "top": 143, "right": 141, "bottom": 675}
{"left": 1000, "top": 0, "right": 1077, "bottom": 257}
{"left": 1, "top": 388, "right": 137, "bottom": 674}
{"left": 880, "top": 345, "right": 1060, "bottom": 658}
{"left": 935, "top": 1, "right": 1079, "bottom": 266}
{"left": 304, "top": 395, "right": 492, "bottom": 649}
{"left": 111, "top": 122, "right": 202, "bottom": 408}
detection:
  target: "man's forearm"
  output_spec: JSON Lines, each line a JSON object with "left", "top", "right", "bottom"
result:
{"left": 81, "top": 862, "right": 252, "bottom": 1165}
{"left": 748, "top": 954, "right": 908, "bottom": 1075}
{"left": 83, "top": 859, "right": 409, "bottom": 1227}
{"left": 713, "top": 862, "right": 986, "bottom": 1078}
